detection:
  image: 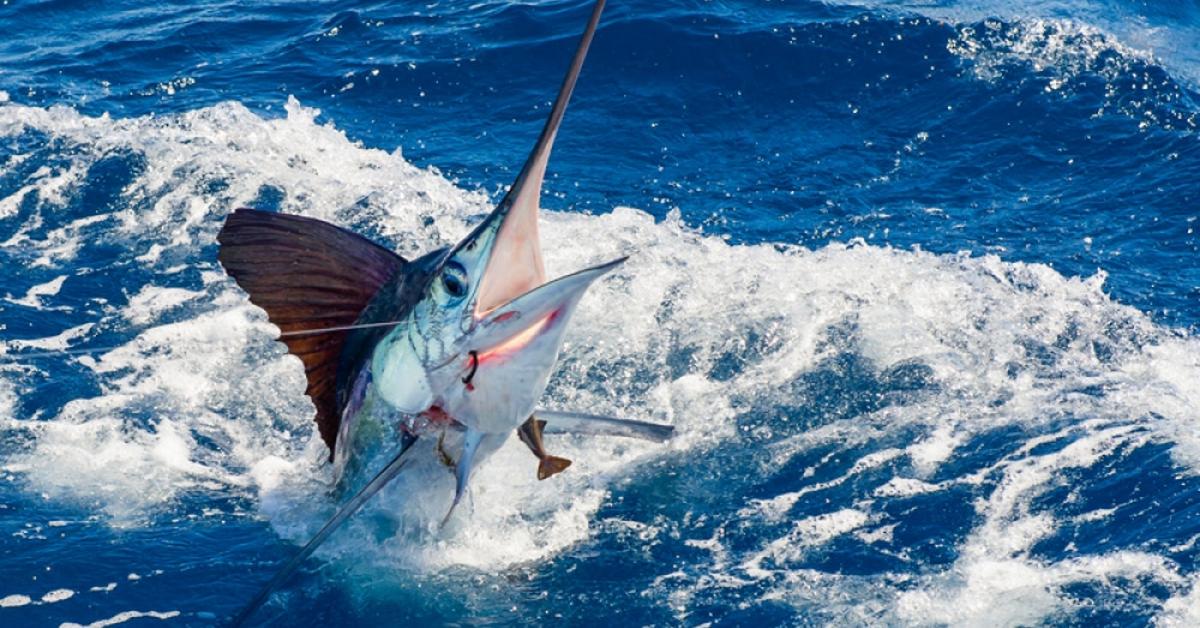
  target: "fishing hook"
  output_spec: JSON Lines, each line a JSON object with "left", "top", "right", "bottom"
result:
{"left": 462, "top": 350, "right": 479, "bottom": 390}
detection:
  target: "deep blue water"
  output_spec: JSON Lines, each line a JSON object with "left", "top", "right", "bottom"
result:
{"left": 1, "top": 0, "right": 1199, "bottom": 625}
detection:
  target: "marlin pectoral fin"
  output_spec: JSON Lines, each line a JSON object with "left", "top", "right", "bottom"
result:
{"left": 518, "top": 416, "right": 573, "bottom": 480}
{"left": 229, "top": 431, "right": 419, "bottom": 627}
{"left": 538, "top": 456, "right": 572, "bottom": 481}
{"left": 535, "top": 410, "right": 674, "bottom": 443}
{"left": 516, "top": 416, "right": 540, "bottom": 454}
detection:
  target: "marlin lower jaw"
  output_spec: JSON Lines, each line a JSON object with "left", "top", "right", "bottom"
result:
{"left": 434, "top": 256, "right": 627, "bottom": 435}
{"left": 451, "top": 309, "right": 569, "bottom": 432}
{"left": 433, "top": 293, "right": 585, "bottom": 519}
{"left": 458, "top": 256, "right": 628, "bottom": 355}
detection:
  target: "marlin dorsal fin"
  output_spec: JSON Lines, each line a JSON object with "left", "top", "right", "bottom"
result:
{"left": 216, "top": 208, "right": 405, "bottom": 452}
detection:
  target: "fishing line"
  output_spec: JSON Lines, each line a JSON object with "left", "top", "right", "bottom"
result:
{"left": 0, "top": 317, "right": 417, "bottom": 363}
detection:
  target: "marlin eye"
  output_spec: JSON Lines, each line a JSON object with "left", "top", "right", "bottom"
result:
{"left": 442, "top": 261, "right": 468, "bottom": 298}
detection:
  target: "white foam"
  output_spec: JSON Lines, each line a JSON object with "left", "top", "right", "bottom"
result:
{"left": 41, "top": 588, "right": 74, "bottom": 603}
{"left": 739, "top": 491, "right": 805, "bottom": 524}
{"left": 1158, "top": 575, "right": 1200, "bottom": 627}
{"left": 898, "top": 551, "right": 1183, "bottom": 626}
{"left": 873, "top": 477, "right": 940, "bottom": 498}
{"left": 60, "top": 610, "right": 180, "bottom": 628}
{"left": 847, "top": 0, "right": 1200, "bottom": 89}
{"left": 17, "top": 416, "right": 209, "bottom": 523}
{"left": 0, "top": 594, "right": 31, "bottom": 607}
{"left": 886, "top": 421, "right": 1175, "bottom": 624}
{"left": 947, "top": 17, "right": 1153, "bottom": 81}
{"left": 907, "top": 424, "right": 965, "bottom": 475}
{"left": 742, "top": 509, "right": 870, "bottom": 579}
{"left": 123, "top": 286, "right": 202, "bottom": 325}
{"left": 7, "top": 322, "right": 93, "bottom": 352}
{"left": 0, "top": 163, "right": 85, "bottom": 221}
{"left": 0, "top": 379, "right": 16, "bottom": 420}
{"left": 7, "top": 274, "right": 67, "bottom": 308}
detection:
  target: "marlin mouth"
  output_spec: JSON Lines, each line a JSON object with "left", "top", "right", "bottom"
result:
{"left": 441, "top": 104, "right": 625, "bottom": 365}
{"left": 437, "top": 255, "right": 628, "bottom": 374}
{"left": 469, "top": 256, "right": 626, "bottom": 353}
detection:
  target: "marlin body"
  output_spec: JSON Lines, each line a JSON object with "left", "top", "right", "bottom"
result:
{"left": 219, "top": 2, "right": 671, "bottom": 623}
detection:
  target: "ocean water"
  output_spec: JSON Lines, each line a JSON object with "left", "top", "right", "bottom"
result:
{"left": 0, "top": 0, "right": 1198, "bottom": 625}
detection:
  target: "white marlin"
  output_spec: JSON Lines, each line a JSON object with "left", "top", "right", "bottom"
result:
{"left": 218, "top": 1, "right": 670, "bottom": 623}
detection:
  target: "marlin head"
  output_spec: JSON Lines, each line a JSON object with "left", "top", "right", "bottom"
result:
{"left": 367, "top": 0, "right": 613, "bottom": 440}
{"left": 367, "top": 217, "right": 626, "bottom": 434}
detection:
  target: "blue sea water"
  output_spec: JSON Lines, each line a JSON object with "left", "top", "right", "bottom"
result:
{"left": 0, "top": 0, "right": 1198, "bottom": 625}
